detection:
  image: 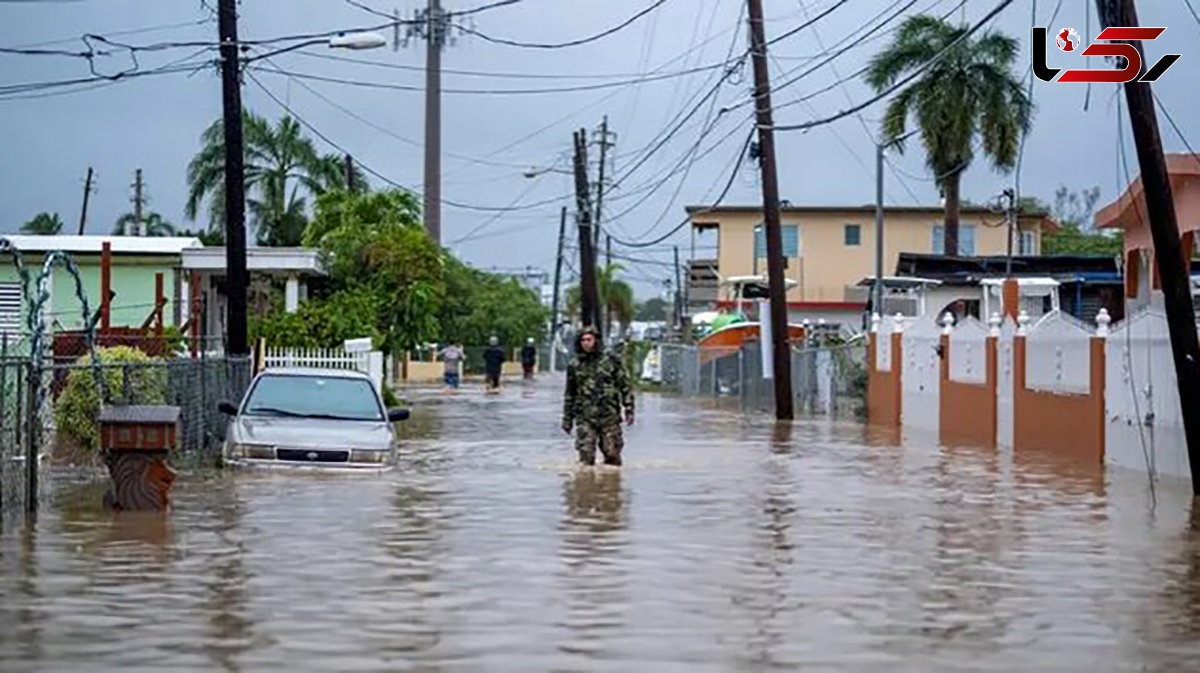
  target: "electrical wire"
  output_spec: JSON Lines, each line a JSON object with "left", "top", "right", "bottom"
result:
{"left": 1152, "top": 89, "right": 1200, "bottom": 166}
{"left": 772, "top": 0, "right": 1017, "bottom": 132}
{"left": 1184, "top": 0, "right": 1200, "bottom": 29}
{"left": 450, "top": 0, "right": 672, "bottom": 50}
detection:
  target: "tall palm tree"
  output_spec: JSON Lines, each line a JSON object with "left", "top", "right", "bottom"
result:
{"left": 21, "top": 212, "right": 63, "bottom": 235}
{"left": 113, "top": 212, "right": 176, "bottom": 237}
{"left": 866, "top": 15, "right": 1031, "bottom": 256}
{"left": 567, "top": 263, "right": 635, "bottom": 336}
{"left": 186, "top": 112, "right": 354, "bottom": 247}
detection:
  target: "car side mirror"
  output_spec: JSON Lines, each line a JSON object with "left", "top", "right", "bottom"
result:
{"left": 387, "top": 408, "right": 411, "bottom": 422}
{"left": 218, "top": 401, "right": 239, "bottom": 416}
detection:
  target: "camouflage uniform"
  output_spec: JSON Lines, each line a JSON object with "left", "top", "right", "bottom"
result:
{"left": 563, "top": 331, "right": 634, "bottom": 466}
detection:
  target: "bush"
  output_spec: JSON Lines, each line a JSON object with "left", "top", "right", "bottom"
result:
{"left": 54, "top": 346, "right": 168, "bottom": 452}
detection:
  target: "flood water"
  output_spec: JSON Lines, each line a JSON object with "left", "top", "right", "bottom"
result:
{"left": 2, "top": 376, "right": 1200, "bottom": 671}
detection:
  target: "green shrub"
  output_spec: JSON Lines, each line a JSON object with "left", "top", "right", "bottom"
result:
{"left": 54, "top": 346, "right": 168, "bottom": 452}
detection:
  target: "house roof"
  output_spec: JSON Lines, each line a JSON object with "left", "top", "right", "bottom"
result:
{"left": 894, "top": 253, "right": 1123, "bottom": 285}
{"left": 0, "top": 235, "right": 202, "bottom": 255}
{"left": 181, "top": 247, "right": 325, "bottom": 275}
{"left": 1096, "top": 153, "right": 1200, "bottom": 230}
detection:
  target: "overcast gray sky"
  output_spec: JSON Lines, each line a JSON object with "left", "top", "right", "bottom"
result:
{"left": 2, "top": 0, "right": 1197, "bottom": 298}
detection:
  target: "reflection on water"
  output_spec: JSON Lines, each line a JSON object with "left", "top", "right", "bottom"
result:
{"left": 2, "top": 378, "right": 1199, "bottom": 672}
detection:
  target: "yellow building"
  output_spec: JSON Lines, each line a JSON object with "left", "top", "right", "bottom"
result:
{"left": 686, "top": 205, "right": 1056, "bottom": 326}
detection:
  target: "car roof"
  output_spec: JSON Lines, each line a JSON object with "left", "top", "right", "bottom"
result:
{"left": 255, "top": 367, "right": 373, "bottom": 381}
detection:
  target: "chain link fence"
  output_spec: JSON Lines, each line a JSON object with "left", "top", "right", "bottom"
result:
{"left": 657, "top": 342, "right": 867, "bottom": 419}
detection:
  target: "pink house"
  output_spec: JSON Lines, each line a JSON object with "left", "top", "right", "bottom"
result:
{"left": 1096, "top": 153, "right": 1200, "bottom": 302}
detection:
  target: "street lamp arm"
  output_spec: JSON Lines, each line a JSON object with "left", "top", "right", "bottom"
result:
{"left": 245, "top": 32, "right": 387, "bottom": 62}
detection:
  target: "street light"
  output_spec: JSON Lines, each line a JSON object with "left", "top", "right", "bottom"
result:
{"left": 873, "top": 130, "right": 919, "bottom": 318}
{"left": 523, "top": 166, "right": 573, "bottom": 179}
{"left": 250, "top": 31, "right": 389, "bottom": 60}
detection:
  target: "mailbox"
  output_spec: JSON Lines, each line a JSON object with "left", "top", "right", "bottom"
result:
{"left": 98, "top": 405, "right": 180, "bottom": 512}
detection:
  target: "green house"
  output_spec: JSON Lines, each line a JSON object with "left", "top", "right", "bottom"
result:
{"left": 0, "top": 235, "right": 203, "bottom": 342}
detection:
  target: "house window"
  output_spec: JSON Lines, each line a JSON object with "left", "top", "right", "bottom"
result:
{"left": 1020, "top": 230, "right": 1037, "bottom": 255}
{"left": 753, "top": 224, "right": 800, "bottom": 258}
{"left": 932, "top": 224, "right": 977, "bottom": 256}
{"left": 0, "top": 281, "right": 20, "bottom": 335}
{"left": 844, "top": 224, "right": 861, "bottom": 246}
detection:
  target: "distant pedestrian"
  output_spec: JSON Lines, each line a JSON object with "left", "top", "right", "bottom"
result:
{"left": 562, "top": 327, "right": 634, "bottom": 466}
{"left": 483, "top": 336, "right": 505, "bottom": 392}
{"left": 520, "top": 337, "right": 538, "bottom": 380}
{"left": 439, "top": 342, "right": 464, "bottom": 390}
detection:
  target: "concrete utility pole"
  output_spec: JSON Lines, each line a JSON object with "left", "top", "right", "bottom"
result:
{"left": 218, "top": 0, "right": 249, "bottom": 356}
{"left": 873, "top": 145, "right": 885, "bottom": 316}
{"left": 78, "top": 167, "right": 94, "bottom": 235}
{"left": 550, "top": 206, "right": 567, "bottom": 371}
{"left": 593, "top": 116, "right": 615, "bottom": 247}
{"left": 1002, "top": 188, "right": 1016, "bottom": 275}
{"left": 674, "top": 245, "right": 684, "bottom": 334}
{"left": 746, "top": 0, "right": 794, "bottom": 420}
{"left": 605, "top": 234, "right": 613, "bottom": 334}
{"left": 423, "top": 0, "right": 448, "bottom": 243}
{"left": 1097, "top": 0, "right": 1200, "bottom": 495}
{"left": 573, "top": 129, "right": 601, "bottom": 338}
{"left": 132, "top": 168, "right": 145, "bottom": 237}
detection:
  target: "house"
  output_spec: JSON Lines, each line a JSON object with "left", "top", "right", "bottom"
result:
{"left": 686, "top": 204, "right": 1056, "bottom": 329}
{"left": 1095, "top": 153, "right": 1200, "bottom": 308}
{"left": 0, "top": 235, "right": 203, "bottom": 339}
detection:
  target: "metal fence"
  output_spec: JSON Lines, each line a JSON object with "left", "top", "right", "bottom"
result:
{"left": 658, "top": 342, "right": 868, "bottom": 419}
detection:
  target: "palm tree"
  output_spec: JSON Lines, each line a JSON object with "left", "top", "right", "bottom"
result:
{"left": 866, "top": 15, "right": 1031, "bottom": 255}
{"left": 186, "top": 112, "right": 356, "bottom": 247}
{"left": 21, "top": 212, "right": 63, "bottom": 235}
{"left": 113, "top": 212, "right": 176, "bottom": 237}
{"left": 567, "top": 263, "right": 635, "bottom": 336}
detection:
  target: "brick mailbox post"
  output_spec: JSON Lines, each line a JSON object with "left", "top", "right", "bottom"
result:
{"left": 98, "top": 405, "right": 180, "bottom": 511}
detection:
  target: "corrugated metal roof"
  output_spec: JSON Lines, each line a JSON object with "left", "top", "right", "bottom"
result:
{"left": 0, "top": 235, "right": 202, "bottom": 255}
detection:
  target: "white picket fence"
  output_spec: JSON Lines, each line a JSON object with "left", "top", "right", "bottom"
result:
{"left": 263, "top": 346, "right": 384, "bottom": 392}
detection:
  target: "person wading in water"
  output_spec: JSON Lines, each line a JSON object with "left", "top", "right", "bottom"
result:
{"left": 562, "top": 327, "right": 634, "bottom": 466}
{"left": 483, "top": 336, "right": 506, "bottom": 393}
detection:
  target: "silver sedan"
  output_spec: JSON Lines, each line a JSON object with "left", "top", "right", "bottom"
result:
{"left": 219, "top": 368, "right": 410, "bottom": 471}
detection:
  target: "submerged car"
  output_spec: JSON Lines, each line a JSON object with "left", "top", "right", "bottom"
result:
{"left": 219, "top": 368, "right": 410, "bottom": 471}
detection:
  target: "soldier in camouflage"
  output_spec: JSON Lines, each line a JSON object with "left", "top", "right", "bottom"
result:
{"left": 562, "top": 327, "right": 635, "bottom": 466}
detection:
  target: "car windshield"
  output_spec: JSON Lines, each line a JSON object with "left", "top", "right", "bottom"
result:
{"left": 244, "top": 374, "right": 382, "bottom": 421}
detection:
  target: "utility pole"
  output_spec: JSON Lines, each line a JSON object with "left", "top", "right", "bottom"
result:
{"left": 674, "top": 245, "right": 684, "bottom": 335}
{"left": 593, "top": 116, "right": 614, "bottom": 247}
{"left": 1002, "top": 188, "right": 1016, "bottom": 275}
{"left": 423, "top": 0, "right": 447, "bottom": 243}
{"left": 747, "top": 0, "right": 794, "bottom": 420}
{"left": 573, "top": 129, "right": 601, "bottom": 338}
{"left": 219, "top": 0, "right": 249, "bottom": 357}
{"left": 1098, "top": 0, "right": 1200, "bottom": 495}
{"left": 344, "top": 154, "right": 354, "bottom": 191}
{"left": 873, "top": 144, "right": 885, "bottom": 317}
{"left": 132, "top": 168, "right": 145, "bottom": 237}
{"left": 550, "top": 206, "right": 567, "bottom": 372}
{"left": 78, "top": 167, "right": 94, "bottom": 235}
{"left": 605, "top": 234, "right": 613, "bottom": 335}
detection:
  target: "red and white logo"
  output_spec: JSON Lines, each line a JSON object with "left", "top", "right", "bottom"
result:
{"left": 1055, "top": 27, "right": 1081, "bottom": 52}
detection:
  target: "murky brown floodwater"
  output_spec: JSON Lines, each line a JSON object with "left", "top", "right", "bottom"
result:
{"left": 2, "top": 377, "right": 1200, "bottom": 672}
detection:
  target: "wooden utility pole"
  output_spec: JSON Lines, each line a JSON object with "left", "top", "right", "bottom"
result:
{"left": 132, "top": 168, "right": 145, "bottom": 237}
{"left": 344, "top": 154, "right": 354, "bottom": 191}
{"left": 78, "top": 167, "right": 94, "bottom": 235}
{"left": 1098, "top": 0, "right": 1200, "bottom": 494}
{"left": 218, "top": 0, "right": 249, "bottom": 356}
{"left": 746, "top": 0, "right": 794, "bottom": 420}
{"left": 550, "top": 206, "right": 567, "bottom": 371}
{"left": 674, "top": 245, "right": 684, "bottom": 334}
{"left": 423, "top": 0, "right": 446, "bottom": 243}
{"left": 573, "top": 129, "right": 601, "bottom": 338}
{"left": 605, "top": 234, "right": 613, "bottom": 334}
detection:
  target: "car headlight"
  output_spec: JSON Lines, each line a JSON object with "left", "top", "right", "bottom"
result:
{"left": 228, "top": 443, "right": 275, "bottom": 460}
{"left": 349, "top": 449, "right": 390, "bottom": 465}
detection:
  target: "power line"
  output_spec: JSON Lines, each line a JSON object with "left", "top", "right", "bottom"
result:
{"left": 1153, "top": 89, "right": 1200, "bottom": 165}
{"left": 772, "top": 0, "right": 1016, "bottom": 132}
{"left": 450, "top": 0, "right": 672, "bottom": 49}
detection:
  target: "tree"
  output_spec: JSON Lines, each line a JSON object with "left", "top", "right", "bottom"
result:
{"left": 186, "top": 112, "right": 362, "bottom": 247}
{"left": 1042, "top": 185, "right": 1122, "bottom": 256}
{"left": 866, "top": 16, "right": 1031, "bottom": 255}
{"left": 21, "top": 212, "right": 63, "bottom": 235}
{"left": 566, "top": 263, "right": 635, "bottom": 334}
{"left": 113, "top": 212, "right": 176, "bottom": 237}
{"left": 635, "top": 297, "right": 669, "bottom": 321}
{"left": 440, "top": 257, "right": 548, "bottom": 347}
{"left": 179, "top": 227, "right": 225, "bottom": 246}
